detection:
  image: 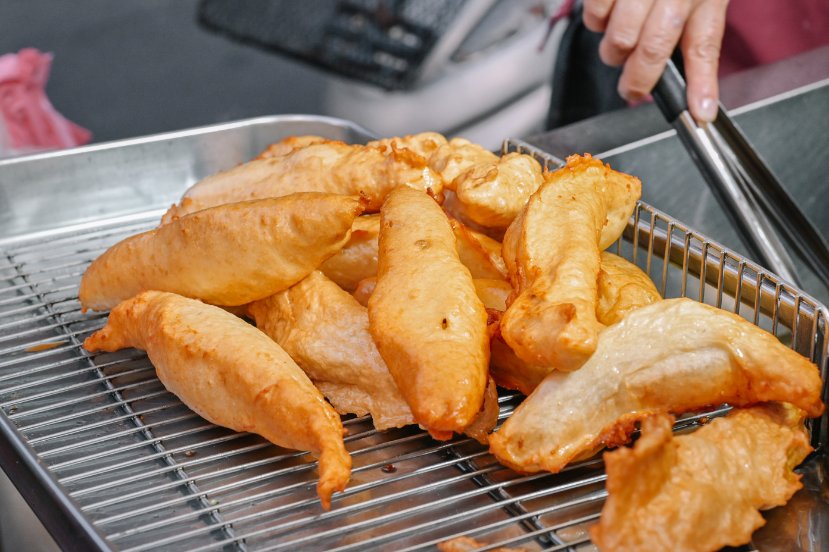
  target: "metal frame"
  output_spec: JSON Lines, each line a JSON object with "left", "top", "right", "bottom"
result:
{"left": 0, "top": 135, "right": 824, "bottom": 551}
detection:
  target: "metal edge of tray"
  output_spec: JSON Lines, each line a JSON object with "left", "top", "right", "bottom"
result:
{"left": 0, "top": 114, "right": 379, "bottom": 244}
{"left": 0, "top": 114, "right": 377, "bottom": 168}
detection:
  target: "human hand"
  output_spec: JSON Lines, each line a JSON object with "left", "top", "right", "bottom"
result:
{"left": 583, "top": 0, "right": 729, "bottom": 122}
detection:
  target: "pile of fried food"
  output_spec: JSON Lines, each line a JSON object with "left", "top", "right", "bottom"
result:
{"left": 79, "top": 132, "right": 825, "bottom": 551}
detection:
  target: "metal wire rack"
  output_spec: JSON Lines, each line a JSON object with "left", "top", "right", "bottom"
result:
{"left": 0, "top": 139, "right": 826, "bottom": 551}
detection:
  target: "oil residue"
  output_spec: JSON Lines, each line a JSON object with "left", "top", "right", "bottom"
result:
{"left": 26, "top": 341, "right": 67, "bottom": 353}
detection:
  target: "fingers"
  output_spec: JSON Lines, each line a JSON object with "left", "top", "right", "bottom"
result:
{"left": 583, "top": 0, "right": 616, "bottom": 32}
{"left": 617, "top": 0, "right": 692, "bottom": 101}
{"left": 682, "top": 0, "right": 728, "bottom": 122}
{"left": 599, "top": 0, "right": 655, "bottom": 67}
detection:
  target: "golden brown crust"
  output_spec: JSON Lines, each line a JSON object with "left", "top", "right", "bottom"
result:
{"left": 247, "top": 271, "right": 415, "bottom": 431}
{"left": 255, "top": 135, "right": 330, "bottom": 159}
{"left": 489, "top": 298, "right": 824, "bottom": 474}
{"left": 499, "top": 154, "right": 640, "bottom": 370}
{"left": 368, "top": 186, "right": 490, "bottom": 437}
{"left": 367, "top": 132, "right": 448, "bottom": 159}
{"left": 79, "top": 193, "right": 363, "bottom": 311}
{"left": 596, "top": 252, "right": 661, "bottom": 326}
{"left": 429, "top": 138, "right": 544, "bottom": 231}
{"left": 591, "top": 404, "right": 813, "bottom": 552}
{"left": 318, "top": 214, "right": 381, "bottom": 291}
{"left": 83, "top": 291, "right": 351, "bottom": 509}
{"left": 162, "top": 140, "right": 443, "bottom": 222}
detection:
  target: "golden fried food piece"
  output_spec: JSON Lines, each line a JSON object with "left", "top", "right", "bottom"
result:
{"left": 162, "top": 139, "right": 442, "bottom": 222}
{"left": 451, "top": 219, "right": 508, "bottom": 280}
{"left": 255, "top": 135, "right": 329, "bottom": 159}
{"left": 591, "top": 404, "right": 812, "bottom": 552}
{"left": 367, "top": 131, "right": 448, "bottom": 159}
{"left": 352, "top": 277, "right": 376, "bottom": 307}
{"left": 247, "top": 271, "right": 415, "bottom": 431}
{"left": 429, "top": 137, "right": 499, "bottom": 184}
{"left": 319, "top": 214, "right": 380, "bottom": 291}
{"left": 451, "top": 152, "right": 544, "bottom": 231}
{"left": 437, "top": 536, "right": 526, "bottom": 552}
{"left": 321, "top": 214, "right": 506, "bottom": 292}
{"left": 429, "top": 138, "right": 544, "bottom": 232}
{"left": 596, "top": 252, "right": 661, "bottom": 325}
{"left": 368, "top": 186, "right": 489, "bottom": 440}
{"left": 490, "top": 253, "right": 659, "bottom": 395}
{"left": 499, "top": 154, "right": 641, "bottom": 370}
{"left": 79, "top": 193, "right": 363, "bottom": 311}
{"left": 489, "top": 298, "right": 824, "bottom": 474}
{"left": 83, "top": 291, "right": 351, "bottom": 509}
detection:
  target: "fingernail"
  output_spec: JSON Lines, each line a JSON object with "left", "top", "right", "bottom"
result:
{"left": 697, "top": 97, "right": 717, "bottom": 123}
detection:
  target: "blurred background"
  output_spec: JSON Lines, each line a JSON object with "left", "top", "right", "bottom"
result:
{"left": 0, "top": 0, "right": 567, "bottom": 151}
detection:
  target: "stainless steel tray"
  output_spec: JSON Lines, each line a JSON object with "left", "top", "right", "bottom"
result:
{"left": 0, "top": 116, "right": 825, "bottom": 551}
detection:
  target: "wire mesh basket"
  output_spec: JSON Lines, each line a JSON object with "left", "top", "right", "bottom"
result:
{"left": 0, "top": 135, "right": 825, "bottom": 551}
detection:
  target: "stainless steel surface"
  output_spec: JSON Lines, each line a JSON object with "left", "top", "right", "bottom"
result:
{"left": 0, "top": 122, "right": 826, "bottom": 551}
{"left": 594, "top": 78, "right": 829, "bottom": 305}
{"left": 673, "top": 110, "right": 801, "bottom": 285}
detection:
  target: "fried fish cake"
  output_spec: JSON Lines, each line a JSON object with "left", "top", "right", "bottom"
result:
{"left": 591, "top": 404, "right": 812, "bottom": 552}
{"left": 489, "top": 298, "right": 824, "bottom": 474}
{"left": 79, "top": 193, "right": 363, "bottom": 311}
{"left": 162, "top": 140, "right": 442, "bottom": 222}
{"left": 368, "top": 186, "right": 489, "bottom": 439}
{"left": 83, "top": 291, "right": 351, "bottom": 509}
{"left": 499, "top": 155, "right": 641, "bottom": 370}
{"left": 247, "top": 271, "right": 415, "bottom": 431}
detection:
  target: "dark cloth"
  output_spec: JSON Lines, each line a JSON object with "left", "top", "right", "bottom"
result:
{"left": 545, "top": 4, "right": 625, "bottom": 130}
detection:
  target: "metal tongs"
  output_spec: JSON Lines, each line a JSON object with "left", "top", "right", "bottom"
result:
{"left": 652, "top": 60, "right": 829, "bottom": 289}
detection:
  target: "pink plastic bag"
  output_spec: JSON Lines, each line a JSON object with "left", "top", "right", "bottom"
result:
{"left": 0, "top": 48, "right": 91, "bottom": 156}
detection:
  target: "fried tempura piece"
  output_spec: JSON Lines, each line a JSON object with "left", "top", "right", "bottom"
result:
{"left": 499, "top": 154, "right": 641, "bottom": 370}
{"left": 451, "top": 219, "right": 508, "bottom": 280}
{"left": 429, "top": 138, "right": 544, "bottom": 231}
{"left": 255, "top": 135, "right": 329, "bottom": 159}
{"left": 489, "top": 298, "right": 824, "bottom": 474}
{"left": 83, "top": 291, "right": 351, "bottom": 509}
{"left": 596, "top": 252, "right": 661, "bottom": 325}
{"left": 319, "top": 214, "right": 380, "bottom": 291}
{"left": 591, "top": 404, "right": 813, "bottom": 552}
{"left": 79, "top": 193, "right": 363, "bottom": 311}
{"left": 162, "top": 140, "right": 442, "bottom": 222}
{"left": 247, "top": 271, "right": 415, "bottom": 431}
{"left": 368, "top": 186, "right": 489, "bottom": 440}
{"left": 488, "top": 253, "right": 660, "bottom": 395}
{"left": 367, "top": 131, "right": 448, "bottom": 159}
{"left": 321, "top": 214, "right": 506, "bottom": 292}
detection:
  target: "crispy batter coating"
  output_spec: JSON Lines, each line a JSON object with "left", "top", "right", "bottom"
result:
{"left": 489, "top": 298, "right": 824, "bottom": 474}
{"left": 321, "top": 214, "right": 506, "bottom": 292}
{"left": 591, "top": 404, "right": 813, "bottom": 552}
{"left": 255, "top": 135, "right": 329, "bottom": 159}
{"left": 79, "top": 193, "right": 363, "bottom": 311}
{"left": 367, "top": 131, "right": 448, "bottom": 159}
{"left": 352, "top": 277, "right": 376, "bottom": 307}
{"left": 83, "top": 291, "right": 351, "bottom": 509}
{"left": 319, "top": 214, "right": 381, "bottom": 291}
{"left": 429, "top": 138, "right": 544, "bottom": 231}
{"left": 489, "top": 253, "right": 661, "bottom": 395}
{"left": 162, "top": 139, "right": 442, "bottom": 222}
{"left": 368, "top": 186, "right": 489, "bottom": 439}
{"left": 451, "top": 219, "right": 508, "bottom": 280}
{"left": 499, "top": 154, "right": 641, "bottom": 370}
{"left": 247, "top": 271, "right": 415, "bottom": 431}
{"left": 596, "top": 252, "right": 661, "bottom": 326}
